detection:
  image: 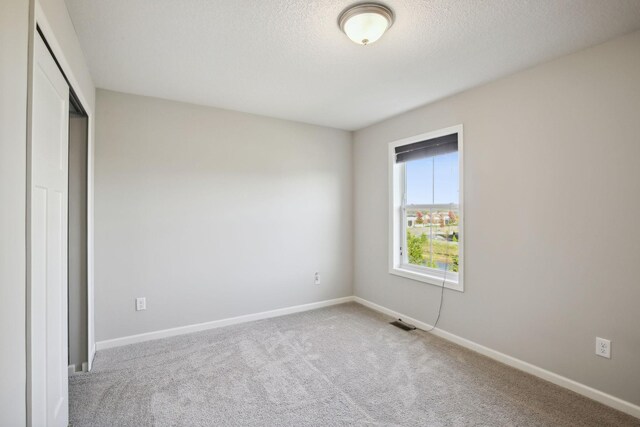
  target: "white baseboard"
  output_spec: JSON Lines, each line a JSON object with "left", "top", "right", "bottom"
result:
{"left": 353, "top": 296, "right": 640, "bottom": 420}
{"left": 96, "top": 296, "right": 355, "bottom": 351}
{"left": 68, "top": 362, "right": 90, "bottom": 375}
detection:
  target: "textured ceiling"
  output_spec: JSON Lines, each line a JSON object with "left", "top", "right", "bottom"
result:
{"left": 65, "top": 0, "right": 640, "bottom": 130}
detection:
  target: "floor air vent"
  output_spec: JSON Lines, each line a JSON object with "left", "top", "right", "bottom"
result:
{"left": 390, "top": 319, "right": 416, "bottom": 331}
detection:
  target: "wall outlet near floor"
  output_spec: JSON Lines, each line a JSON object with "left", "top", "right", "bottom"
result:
{"left": 595, "top": 337, "right": 611, "bottom": 358}
{"left": 136, "top": 297, "right": 146, "bottom": 311}
{"left": 314, "top": 272, "right": 320, "bottom": 285}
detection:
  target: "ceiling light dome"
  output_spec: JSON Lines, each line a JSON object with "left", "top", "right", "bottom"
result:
{"left": 339, "top": 3, "right": 394, "bottom": 45}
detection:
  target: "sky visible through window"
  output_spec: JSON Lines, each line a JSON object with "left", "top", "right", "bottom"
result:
{"left": 406, "top": 152, "right": 459, "bottom": 205}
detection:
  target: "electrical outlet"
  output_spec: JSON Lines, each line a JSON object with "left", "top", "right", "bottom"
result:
{"left": 136, "top": 297, "right": 146, "bottom": 311}
{"left": 596, "top": 337, "right": 611, "bottom": 359}
{"left": 314, "top": 272, "right": 320, "bottom": 285}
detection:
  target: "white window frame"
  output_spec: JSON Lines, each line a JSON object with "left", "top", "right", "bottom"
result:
{"left": 388, "top": 124, "right": 464, "bottom": 292}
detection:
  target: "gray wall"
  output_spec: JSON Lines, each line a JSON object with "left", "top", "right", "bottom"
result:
{"left": 69, "top": 115, "right": 88, "bottom": 369}
{"left": 0, "top": 0, "right": 29, "bottom": 424}
{"left": 353, "top": 30, "right": 640, "bottom": 406}
{"left": 95, "top": 90, "right": 353, "bottom": 341}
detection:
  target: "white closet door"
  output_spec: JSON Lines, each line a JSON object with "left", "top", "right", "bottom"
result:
{"left": 30, "top": 32, "right": 69, "bottom": 427}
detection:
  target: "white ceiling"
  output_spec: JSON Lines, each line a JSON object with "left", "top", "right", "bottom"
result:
{"left": 65, "top": 0, "right": 640, "bottom": 130}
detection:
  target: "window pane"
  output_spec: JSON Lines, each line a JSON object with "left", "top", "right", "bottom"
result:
{"left": 406, "top": 207, "right": 459, "bottom": 272}
{"left": 405, "top": 157, "right": 433, "bottom": 205}
{"left": 433, "top": 151, "right": 459, "bottom": 204}
{"left": 405, "top": 207, "right": 430, "bottom": 267}
{"left": 404, "top": 150, "right": 460, "bottom": 273}
{"left": 430, "top": 207, "right": 459, "bottom": 272}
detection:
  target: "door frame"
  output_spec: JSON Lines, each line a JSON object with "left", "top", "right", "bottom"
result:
{"left": 26, "top": 2, "right": 96, "bottom": 423}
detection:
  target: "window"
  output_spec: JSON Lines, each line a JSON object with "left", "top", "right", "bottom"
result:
{"left": 388, "top": 125, "right": 463, "bottom": 291}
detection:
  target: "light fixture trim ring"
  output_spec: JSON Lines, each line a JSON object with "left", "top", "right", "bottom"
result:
{"left": 338, "top": 3, "right": 395, "bottom": 34}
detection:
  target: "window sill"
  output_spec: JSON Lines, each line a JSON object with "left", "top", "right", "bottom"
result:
{"left": 389, "top": 265, "right": 464, "bottom": 292}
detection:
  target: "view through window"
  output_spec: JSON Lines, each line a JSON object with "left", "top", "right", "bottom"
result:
{"left": 401, "top": 139, "right": 460, "bottom": 277}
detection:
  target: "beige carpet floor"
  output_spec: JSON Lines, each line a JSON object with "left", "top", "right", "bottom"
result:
{"left": 70, "top": 303, "right": 639, "bottom": 426}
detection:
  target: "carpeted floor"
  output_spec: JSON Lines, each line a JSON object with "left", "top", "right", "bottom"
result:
{"left": 70, "top": 303, "right": 639, "bottom": 426}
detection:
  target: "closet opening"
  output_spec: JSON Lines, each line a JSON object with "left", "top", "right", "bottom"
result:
{"left": 68, "top": 85, "right": 89, "bottom": 374}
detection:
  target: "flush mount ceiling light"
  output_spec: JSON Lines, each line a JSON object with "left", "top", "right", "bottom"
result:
{"left": 338, "top": 3, "right": 394, "bottom": 45}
